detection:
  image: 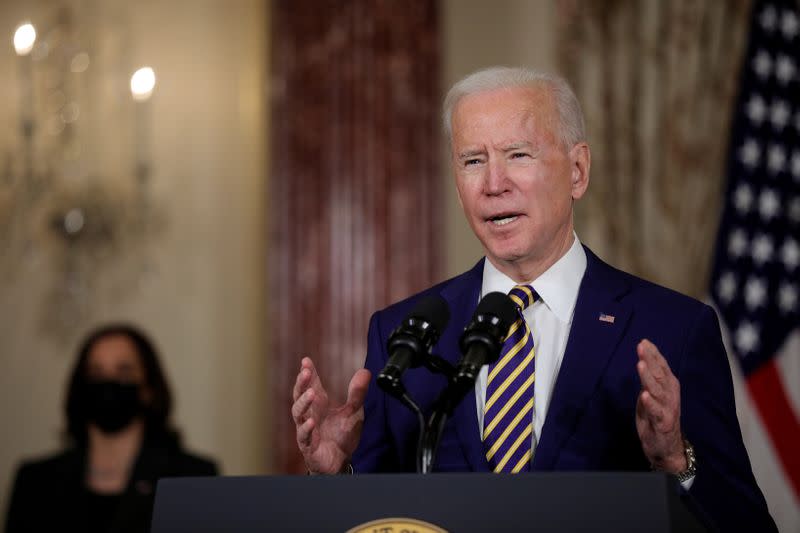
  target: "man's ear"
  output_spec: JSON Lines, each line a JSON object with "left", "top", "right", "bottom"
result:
{"left": 569, "top": 142, "right": 590, "bottom": 200}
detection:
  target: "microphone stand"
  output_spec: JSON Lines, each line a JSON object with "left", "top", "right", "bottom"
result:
{"left": 395, "top": 392, "right": 427, "bottom": 474}
{"left": 382, "top": 353, "right": 457, "bottom": 474}
{"left": 419, "top": 379, "right": 470, "bottom": 474}
{"left": 417, "top": 355, "right": 457, "bottom": 473}
{"left": 418, "top": 308, "right": 508, "bottom": 472}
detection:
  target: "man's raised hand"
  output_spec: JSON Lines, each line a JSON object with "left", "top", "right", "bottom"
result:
{"left": 635, "top": 339, "right": 687, "bottom": 474}
{"left": 291, "top": 357, "right": 371, "bottom": 474}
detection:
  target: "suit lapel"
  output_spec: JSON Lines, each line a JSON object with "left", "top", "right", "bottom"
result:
{"left": 439, "top": 259, "right": 489, "bottom": 472}
{"left": 533, "top": 247, "right": 632, "bottom": 470}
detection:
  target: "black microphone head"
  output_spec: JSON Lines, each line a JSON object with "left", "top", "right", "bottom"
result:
{"left": 474, "top": 292, "right": 518, "bottom": 330}
{"left": 409, "top": 294, "right": 450, "bottom": 335}
{"left": 378, "top": 294, "right": 451, "bottom": 398}
{"left": 456, "top": 292, "right": 519, "bottom": 384}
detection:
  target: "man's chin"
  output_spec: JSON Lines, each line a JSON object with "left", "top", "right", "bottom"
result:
{"left": 484, "top": 248, "right": 525, "bottom": 267}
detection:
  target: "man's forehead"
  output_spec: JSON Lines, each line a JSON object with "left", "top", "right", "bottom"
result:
{"left": 451, "top": 86, "right": 556, "bottom": 135}
{"left": 455, "top": 84, "right": 553, "bottom": 113}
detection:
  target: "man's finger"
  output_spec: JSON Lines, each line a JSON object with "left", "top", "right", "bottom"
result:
{"left": 296, "top": 417, "right": 315, "bottom": 448}
{"left": 292, "top": 367, "right": 311, "bottom": 402}
{"left": 291, "top": 389, "right": 315, "bottom": 424}
{"left": 346, "top": 369, "right": 372, "bottom": 409}
{"left": 637, "top": 339, "right": 669, "bottom": 372}
{"left": 639, "top": 390, "right": 664, "bottom": 424}
{"left": 637, "top": 360, "right": 666, "bottom": 400}
{"left": 293, "top": 357, "right": 323, "bottom": 401}
{"left": 642, "top": 390, "right": 680, "bottom": 435}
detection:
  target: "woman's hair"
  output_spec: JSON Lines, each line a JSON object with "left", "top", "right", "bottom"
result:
{"left": 64, "top": 323, "right": 178, "bottom": 446}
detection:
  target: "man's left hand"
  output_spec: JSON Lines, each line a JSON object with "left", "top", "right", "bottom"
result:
{"left": 635, "top": 339, "right": 687, "bottom": 473}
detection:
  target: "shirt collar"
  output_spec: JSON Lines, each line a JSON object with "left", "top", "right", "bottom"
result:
{"left": 481, "top": 234, "right": 587, "bottom": 323}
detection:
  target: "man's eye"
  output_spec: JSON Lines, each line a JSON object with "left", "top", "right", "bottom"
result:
{"left": 464, "top": 158, "right": 481, "bottom": 166}
{"left": 511, "top": 152, "right": 529, "bottom": 159}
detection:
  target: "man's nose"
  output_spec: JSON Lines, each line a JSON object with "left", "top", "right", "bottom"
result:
{"left": 484, "top": 159, "right": 509, "bottom": 196}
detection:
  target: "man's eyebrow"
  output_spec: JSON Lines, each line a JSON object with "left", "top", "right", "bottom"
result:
{"left": 502, "top": 141, "right": 534, "bottom": 151}
{"left": 457, "top": 148, "right": 486, "bottom": 159}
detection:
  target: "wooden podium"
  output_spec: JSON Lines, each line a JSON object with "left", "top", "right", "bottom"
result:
{"left": 151, "top": 472, "right": 708, "bottom": 532}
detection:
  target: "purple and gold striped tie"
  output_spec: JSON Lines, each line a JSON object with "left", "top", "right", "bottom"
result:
{"left": 483, "top": 284, "right": 538, "bottom": 473}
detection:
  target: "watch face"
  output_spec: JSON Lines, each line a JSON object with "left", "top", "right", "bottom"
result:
{"left": 685, "top": 440, "right": 696, "bottom": 464}
{"left": 676, "top": 439, "right": 697, "bottom": 482}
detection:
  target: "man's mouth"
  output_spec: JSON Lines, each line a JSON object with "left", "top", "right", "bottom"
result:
{"left": 488, "top": 214, "right": 520, "bottom": 226}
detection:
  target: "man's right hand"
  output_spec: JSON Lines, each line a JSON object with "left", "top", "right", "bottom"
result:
{"left": 291, "top": 357, "right": 371, "bottom": 474}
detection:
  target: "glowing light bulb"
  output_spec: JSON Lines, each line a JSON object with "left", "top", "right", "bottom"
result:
{"left": 14, "top": 23, "right": 36, "bottom": 56}
{"left": 130, "top": 67, "right": 156, "bottom": 101}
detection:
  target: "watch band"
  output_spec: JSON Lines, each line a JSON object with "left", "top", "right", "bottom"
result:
{"left": 675, "top": 438, "right": 697, "bottom": 483}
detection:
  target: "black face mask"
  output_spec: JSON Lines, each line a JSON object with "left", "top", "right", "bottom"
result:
{"left": 82, "top": 381, "right": 142, "bottom": 434}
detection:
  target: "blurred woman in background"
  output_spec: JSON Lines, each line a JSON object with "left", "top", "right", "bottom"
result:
{"left": 5, "top": 323, "right": 218, "bottom": 533}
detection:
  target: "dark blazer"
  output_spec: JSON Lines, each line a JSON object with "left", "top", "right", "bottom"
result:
{"left": 353, "top": 247, "right": 775, "bottom": 532}
{"left": 5, "top": 438, "right": 217, "bottom": 533}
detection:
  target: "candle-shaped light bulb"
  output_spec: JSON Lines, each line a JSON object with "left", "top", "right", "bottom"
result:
{"left": 130, "top": 67, "right": 156, "bottom": 101}
{"left": 13, "top": 23, "right": 36, "bottom": 56}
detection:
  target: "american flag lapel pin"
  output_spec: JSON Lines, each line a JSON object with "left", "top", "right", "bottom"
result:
{"left": 599, "top": 313, "right": 615, "bottom": 324}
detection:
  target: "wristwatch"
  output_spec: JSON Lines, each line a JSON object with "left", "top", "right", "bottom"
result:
{"left": 675, "top": 438, "right": 697, "bottom": 483}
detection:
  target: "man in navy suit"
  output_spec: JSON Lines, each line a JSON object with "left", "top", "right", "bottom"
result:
{"left": 291, "top": 67, "right": 775, "bottom": 531}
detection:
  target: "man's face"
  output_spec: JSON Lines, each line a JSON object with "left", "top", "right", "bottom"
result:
{"left": 451, "top": 85, "right": 589, "bottom": 280}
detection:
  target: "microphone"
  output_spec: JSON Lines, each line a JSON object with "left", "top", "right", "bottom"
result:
{"left": 376, "top": 295, "right": 450, "bottom": 398}
{"left": 418, "top": 293, "right": 516, "bottom": 472}
{"left": 453, "top": 292, "right": 518, "bottom": 391}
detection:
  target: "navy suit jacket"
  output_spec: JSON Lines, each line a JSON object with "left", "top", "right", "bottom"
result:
{"left": 353, "top": 247, "right": 775, "bottom": 532}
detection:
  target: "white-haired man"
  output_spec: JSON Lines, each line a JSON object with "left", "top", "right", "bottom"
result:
{"left": 291, "top": 66, "right": 775, "bottom": 532}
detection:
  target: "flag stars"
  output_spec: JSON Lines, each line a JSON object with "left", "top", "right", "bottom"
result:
{"left": 734, "top": 183, "right": 754, "bottom": 214}
{"left": 770, "top": 99, "right": 791, "bottom": 130}
{"left": 747, "top": 94, "right": 767, "bottom": 124}
{"left": 779, "top": 283, "right": 798, "bottom": 313}
{"left": 719, "top": 4, "right": 800, "bottom": 370}
{"left": 761, "top": 5, "right": 778, "bottom": 32}
{"left": 782, "top": 238, "right": 799, "bottom": 270}
{"left": 745, "top": 277, "right": 767, "bottom": 309}
{"left": 782, "top": 10, "right": 799, "bottom": 39}
{"left": 717, "top": 272, "right": 738, "bottom": 304}
{"left": 752, "top": 234, "right": 774, "bottom": 265}
{"left": 740, "top": 138, "right": 761, "bottom": 169}
{"left": 729, "top": 228, "right": 749, "bottom": 257}
{"left": 789, "top": 197, "right": 800, "bottom": 223}
{"left": 759, "top": 188, "right": 780, "bottom": 219}
{"left": 735, "top": 322, "right": 760, "bottom": 355}
{"left": 767, "top": 144, "right": 786, "bottom": 173}
{"left": 775, "top": 54, "right": 796, "bottom": 84}
{"left": 753, "top": 50, "right": 772, "bottom": 79}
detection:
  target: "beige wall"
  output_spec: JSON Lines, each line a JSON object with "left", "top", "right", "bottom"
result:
{"left": 0, "top": 0, "right": 269, "bottom": 512}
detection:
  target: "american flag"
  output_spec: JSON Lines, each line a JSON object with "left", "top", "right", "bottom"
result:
{"left": 709, "top": 0, "right": 800, "bottom": 524}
